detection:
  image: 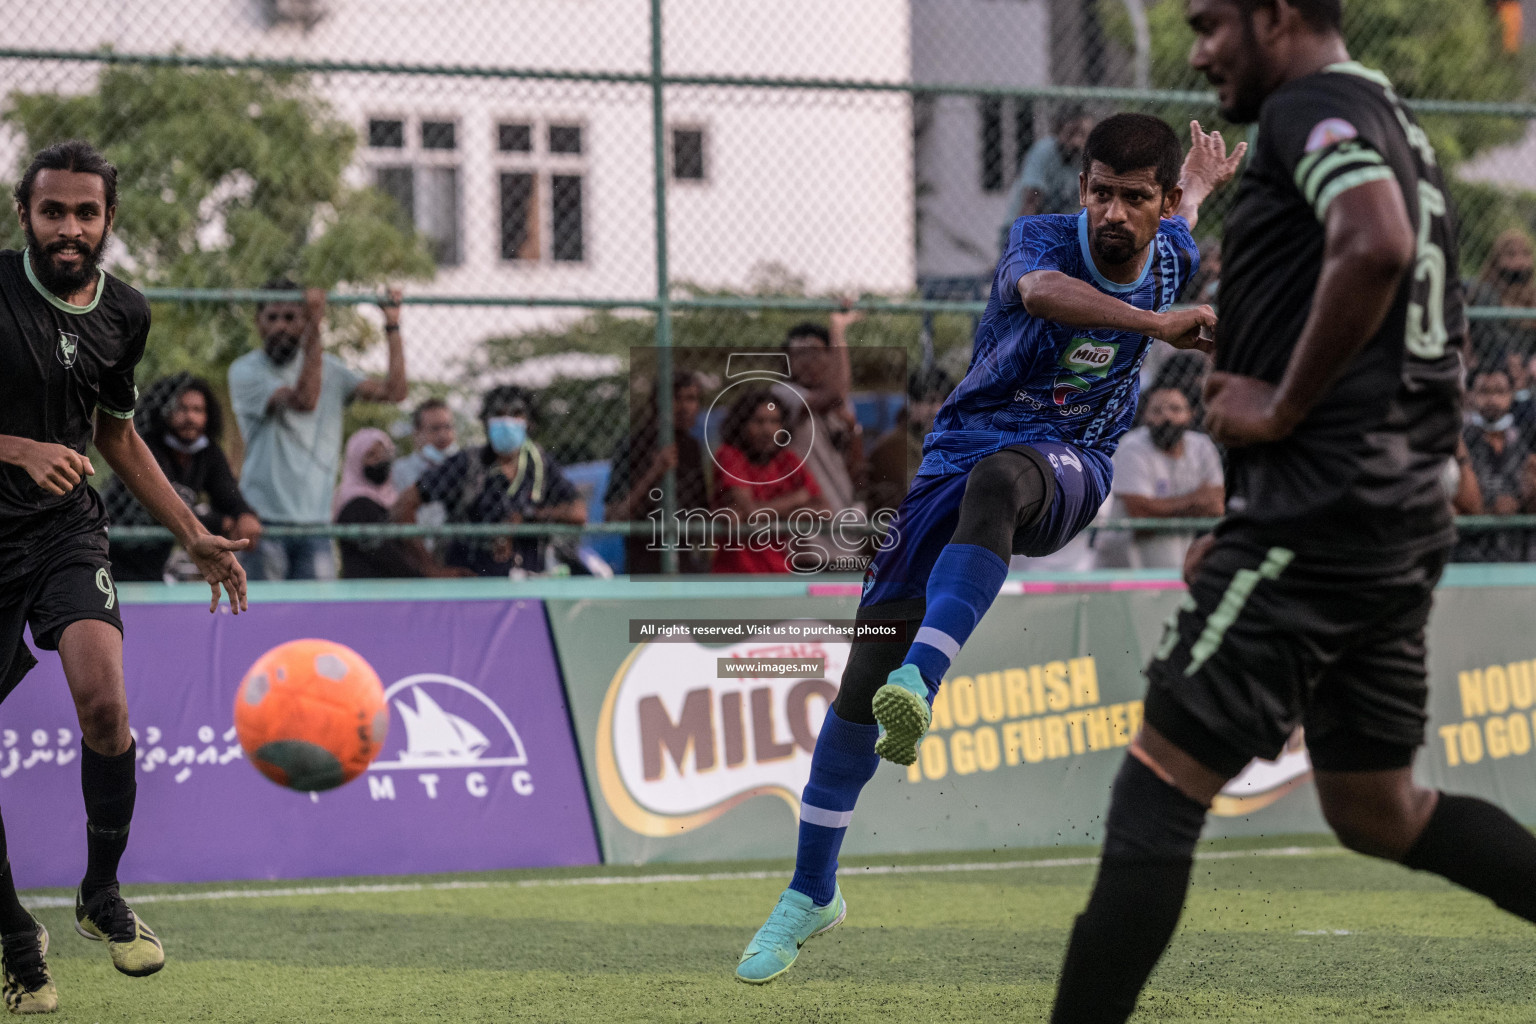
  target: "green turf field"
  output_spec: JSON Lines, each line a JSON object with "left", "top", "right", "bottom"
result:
{"left": 17, "top": 836, "right": 1536, "bottom": 1023}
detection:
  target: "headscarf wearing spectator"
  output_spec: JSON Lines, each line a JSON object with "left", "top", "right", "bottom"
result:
{"left": 333, "top": 428, "right": 397, "bottom": 520}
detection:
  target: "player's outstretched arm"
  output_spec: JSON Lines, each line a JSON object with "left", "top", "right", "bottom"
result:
{"left": 1019, "top": 271, "right": 1216, "bottom": 351}
{"left": 1204, "top": 177, "right": 1414, "bottom": 447}
{"left": 93, "top": 413, "right": 249, "bottom": 614}
{"left": 1175, "top": 121, "right": 1246, "bottom": 232}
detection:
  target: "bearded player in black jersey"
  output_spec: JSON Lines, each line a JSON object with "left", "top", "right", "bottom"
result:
{"left": 1049, "top": 3, "right": 1536, "bottom": 1022}
{"left": 0, "top": 142, "right": 248, "bottom": 1014}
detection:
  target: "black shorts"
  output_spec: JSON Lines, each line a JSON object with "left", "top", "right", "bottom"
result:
{"left": 0, "top": 534, "right": 123, "bottom": 706}
{"left": 1143, "top": 526, "right": 1449, "bottom": 777}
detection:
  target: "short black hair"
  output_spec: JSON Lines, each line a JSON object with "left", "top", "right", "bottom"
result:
{"left": 411, "top": 397, "right": 449, "bottom": 431}
{"left": 1082, "top": 113, "right": 1183, "bottom": 195}
{"left": 14, "top": 139, "right": 118, "bottom": 212}
{"left": 480, "top": 384, "right": 532, "bottom": 422}
{"left": 1237, "top": 0, "right": 1342, "bottom": 32}
{"left": 784, "top": 322, "right": 830, "bottom": 349}
{"left": 256, "top": 276, "right": 301, "bottom": 314}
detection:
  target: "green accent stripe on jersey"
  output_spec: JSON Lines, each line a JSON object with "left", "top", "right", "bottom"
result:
{"left": 1325, "top": 61, "right": 1394, "bottom": 90}
{"left": 1184, "top": 547, "right": 1294, "bottom": 678}
{"left": 97, "top": 404, "right": 135, "bottom": 420}
{"left": 1315, "top": 166, "right": 1397, "bottom": 219}
{"left": 1298, "top": 146, "right": 1385, "bottom": 206}
{"left": 24, "top": 249, "right": 105, "bottom": 315}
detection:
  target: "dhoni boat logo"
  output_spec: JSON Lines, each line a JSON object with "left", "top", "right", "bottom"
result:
{"left": 1211, "top": 729, "right": 1312, "bottom": 816}
{"left": 596, "top": 630, "right": 848, "bottom": 836}
{"left": 369, "top": 674, "right": 528, "bottom": 771}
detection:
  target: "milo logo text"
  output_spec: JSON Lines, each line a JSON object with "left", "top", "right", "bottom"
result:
{"left": 1058, "top": 338, "right": 1119, "bottom": 379}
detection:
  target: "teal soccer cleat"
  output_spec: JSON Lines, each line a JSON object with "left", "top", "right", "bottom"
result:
{"left": 872, "top": 664, "right": 931, "bottom": 766}
{"left": 735, "top": 886, "right": 846, "bottom": 984}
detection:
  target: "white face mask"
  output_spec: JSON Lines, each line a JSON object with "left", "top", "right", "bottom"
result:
{"left": 420, "top": 443, "right": 455, "bottom": 465}
{"left": 1472, "top": 411, "right": 1516, "bottom": 432}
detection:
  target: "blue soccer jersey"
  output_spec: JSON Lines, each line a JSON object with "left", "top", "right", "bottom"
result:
{"left": 917, "top": 210, "right": 1199, "bottom": 478}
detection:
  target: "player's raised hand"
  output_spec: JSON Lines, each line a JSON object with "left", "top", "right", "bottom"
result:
{"left": 17, "top": 440, "right": 94, "bottom": 496}
{"left": 1180, "top": 121, "right": 1248, "bottom": 196}
{"left": 1203, "top": 371, "right": 1296, "bottom": 447}
{"left": 1152, "top": 304, "right": 1217, "bottom": 353}
{"left": 186, "top": 534, "right": 250, "bottom": 614}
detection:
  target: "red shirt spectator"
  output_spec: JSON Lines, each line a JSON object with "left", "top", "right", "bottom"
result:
{"left": 711, "top": 389, "right": 826, "bottom": 574}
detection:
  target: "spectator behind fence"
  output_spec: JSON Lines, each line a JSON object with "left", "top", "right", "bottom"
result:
{"left": 1444, "top": 436, "right": 1484, "bottom": 516}
{"left": 1457, "top": 368, "right": 1536, "bottom": 562}
{"left": 774, "top": 315, "right": 864, "bottom": 560}
{"left": 334, "top": 428, "right": 448, "bottom": 579}
{"left": 229, "top": 281, "right": 409, "bottom": 580}
{"left": 711, "top": 389, "right": 826, "bottom": 574}
{"left": 866, "top": 366, "right": 955, "bottom": 516}
{"left": 1003, "top": 106, "right": 1095, "bottom": 229}
{"left": 394, "top": 385, "right": 585, "bottom": 576}
{"left": 105, "top": 374, "right": 261, "bottom": 581}
{"left": 392, "top": 398, "right": 457, "bottom": 551}
{"left": 604, "top": 371, "right": 710, "bottom": 574}
{"left": 1097, "top": 386, "right": 1224, "bottom": 569}
{"left": 1468, "top": 229, "right": 1536, "bottom": 380}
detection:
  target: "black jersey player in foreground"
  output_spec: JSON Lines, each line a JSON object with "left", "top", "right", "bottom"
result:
{"left": 1050, "top": 2, "right": 1536, "bottom": 1022}
{"left": 0, "top": 142, "right": 248, "bottom": 1015}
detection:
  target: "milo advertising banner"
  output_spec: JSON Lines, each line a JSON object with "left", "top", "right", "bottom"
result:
{"left": 546, "top": 583, "right": 1333, "bottom": 865}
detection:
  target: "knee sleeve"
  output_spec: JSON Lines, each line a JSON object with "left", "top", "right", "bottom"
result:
{"left": 1101, "top": 755, "right": 1208, "bottom": 863}
{"left": 833, "top": 600, "right": 925, "bottom": 725}
{"left": 951, "top": 449, "right": 1049, "bottom": 560}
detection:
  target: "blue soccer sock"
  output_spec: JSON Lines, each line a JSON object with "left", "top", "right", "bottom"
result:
{"left": 903, "top": 543, "right": 1010, "bottom": 693}
{"left": 788, "top": 708, "right": 880, "bottom": 906}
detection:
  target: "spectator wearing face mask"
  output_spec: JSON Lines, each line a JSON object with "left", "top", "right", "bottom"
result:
{"left": 1468, "top": 229, "right": 1536, "bottom": 382}
{"left": 392, "top": 385, "right": 585, "bottom": 576}
{"left": 333, "top": 428, "right": 450, "bottom": 579}
{"left": 1457, "top": 369, "right": 1536, "bottom": 562}
{"left": 392, "top": 398, "right": 457, "bottom": 553}
{"left": 228, "top": 281, "right": 409, "bottom": 580}
{"left": 1098, "top": 386, "right": 1224, "bottom": 569}
{"left": 105, "top": 374, "right": 261, "bottom": 581}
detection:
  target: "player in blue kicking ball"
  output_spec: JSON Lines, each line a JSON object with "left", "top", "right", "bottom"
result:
{"left": 734, "top": 113, "right": 1245, "bottom": 985}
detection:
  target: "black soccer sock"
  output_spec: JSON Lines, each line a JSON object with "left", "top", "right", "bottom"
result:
{"left": 80, "top": 740, "right": 137, "bottom": 898}
{"left": 1403, "top": 792, "right": 1536, "bottom": 923}
{"left": 0, "top": 812, "right": 33, "bottom": 936}
{"left": 1051, "top": 756, "right": 1208, "bottom": 1024}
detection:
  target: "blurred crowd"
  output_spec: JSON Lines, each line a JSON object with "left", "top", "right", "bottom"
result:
{"left": 102, "top": 192, "right": 1536, "bottom": 580}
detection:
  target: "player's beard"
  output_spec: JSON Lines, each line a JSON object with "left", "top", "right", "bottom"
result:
{"left": 23, "top": 216, "right": 109, "bottom": 299}
{"left": 1093, "top": 227, "right": 1138, "bottom": 267}
{"left": 1215, "top": 15, "right": 1270, "bottom": 124}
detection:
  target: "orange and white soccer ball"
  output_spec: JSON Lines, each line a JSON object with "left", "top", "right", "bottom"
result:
{"left": 233, "top": 639, "right": 389, "bottom": 792}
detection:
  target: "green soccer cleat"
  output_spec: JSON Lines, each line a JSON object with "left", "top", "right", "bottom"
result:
{"left": 74, "top": 886, "right": 163, "bottom": 978}
{"left": 1, "top": 918, "right": 56, "bottom": 1015}
{"left": 872, "top": 664, "right": 932, "bottom": 766}
{"left": 735, "top": 886, "right": 846, "bottom": 985}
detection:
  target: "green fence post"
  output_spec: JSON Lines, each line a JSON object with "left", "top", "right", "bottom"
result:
{"left": 651, "top": 0, "right": 678, "bottom": 575}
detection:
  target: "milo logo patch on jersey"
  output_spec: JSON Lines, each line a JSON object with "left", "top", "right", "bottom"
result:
{"left": 1058, "top": 338, "right": 1119, "bottom": 379}
{"left": 56, "top": 331, "right": 79, "bottom": 368}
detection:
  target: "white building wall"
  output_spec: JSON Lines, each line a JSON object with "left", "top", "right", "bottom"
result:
{"left": 1, "top": 0, "right": 914, "bottom": 380}
{"left": 911, "top": 0, "right": 1051, "bottom": 281}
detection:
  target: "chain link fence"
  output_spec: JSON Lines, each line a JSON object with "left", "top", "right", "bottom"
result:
{"left": 3, "top": 0, "right": 1535, "bottom": 577}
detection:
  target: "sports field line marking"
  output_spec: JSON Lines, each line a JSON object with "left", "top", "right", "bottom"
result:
{"left": 20, "top": 845, "right": 1340, "bottom": 910}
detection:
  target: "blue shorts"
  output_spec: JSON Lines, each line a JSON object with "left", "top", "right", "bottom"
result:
{"left": 860, "top": 440, "right": 1111, "bottom": 607}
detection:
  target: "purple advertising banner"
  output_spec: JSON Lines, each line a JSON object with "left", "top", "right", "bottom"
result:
{"left": 0, "top": 596, "right": 599, "bottom": 887}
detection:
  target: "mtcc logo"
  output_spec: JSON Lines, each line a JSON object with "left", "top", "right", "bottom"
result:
{"left": 364, "top": 674, "right": 534, "bottom": 801}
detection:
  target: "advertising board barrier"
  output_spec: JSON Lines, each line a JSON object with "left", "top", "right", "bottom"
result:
{"left": 549, "top": 568, "right": 1536, "bottom": 865}
{"left": 0, "top": 591, "right": 599, "bottom": 887}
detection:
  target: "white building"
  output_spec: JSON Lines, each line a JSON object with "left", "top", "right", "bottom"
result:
{"left": 2, "top": 0, "right": 917, "bottom": 380}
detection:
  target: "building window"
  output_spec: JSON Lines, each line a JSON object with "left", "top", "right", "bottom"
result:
{"left": 671, "top": 127, "right": 707, "bottom": 182}
{"left": 979, "top": 97, "right": 1005, "bottom": 193}
{"left": 366, "top": 114, "right": 461, "bottom": 266}
{"left": 549, "top": 124, "right": 583, "bottom": 155}
{"left": 496, "top": 118, "right": 587, "bottom": 265}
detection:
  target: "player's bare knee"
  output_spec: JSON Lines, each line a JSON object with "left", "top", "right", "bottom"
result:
{"left": 1317, "top": 776, "right": 1437, "bottom": 861}
{"left": 74, "top": 692, "right": 130, "bottom": 754}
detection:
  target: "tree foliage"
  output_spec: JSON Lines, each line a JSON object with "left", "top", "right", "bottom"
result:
{"left": 2, "top": 65, "right": 436, "bottom": 388}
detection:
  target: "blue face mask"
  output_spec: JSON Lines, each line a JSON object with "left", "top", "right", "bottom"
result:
{"left": 486, "top": 417, "right": 527, "bottom": 455}
{"left": 420, "top": 443, "right": 454, "bottom": 465}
